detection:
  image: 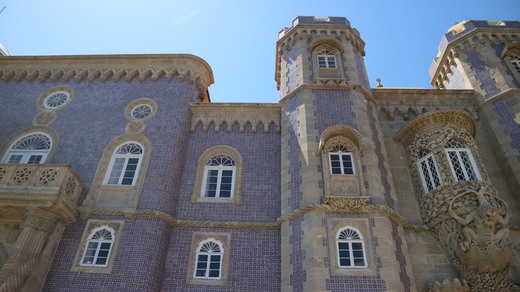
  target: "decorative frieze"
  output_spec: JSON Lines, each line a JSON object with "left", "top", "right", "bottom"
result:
{"left": 190, "top": 103, "right": 281, "bottom": 133}
{"left": 0, "top": 54, "right": 214, "bottom": 102}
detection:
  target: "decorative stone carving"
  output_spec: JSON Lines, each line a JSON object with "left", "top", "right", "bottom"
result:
{"left": 32, "top": 111, "right": 56, "bottom": 126}
{"left": 429, "top": 278, "right": 470, "bottom": 292}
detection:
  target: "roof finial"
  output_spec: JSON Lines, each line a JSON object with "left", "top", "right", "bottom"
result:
{"left": 376, "top": 78, "right": 383, "bottom": 88}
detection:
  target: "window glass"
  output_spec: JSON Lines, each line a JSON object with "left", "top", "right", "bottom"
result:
{"left": 105, "top": 143, "right": 143, "bottom": 186}
{"left": 337, "top": 228, "right": 366, "bottom": 268}
{"left": 202, "top": 155, "right": 236, "bottom": 198}
{"left": 194, "top": 240, "right": 223, "bottom": 279}
{"left": 3, "top": 133, "right": 51, "bottom": 164}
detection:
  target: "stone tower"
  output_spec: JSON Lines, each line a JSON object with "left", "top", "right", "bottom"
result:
{"left": 275, "top": 17, "right": 416, "bottom": 291}
{"left": 429, "top": 21, "right": 520, "bottom": 207}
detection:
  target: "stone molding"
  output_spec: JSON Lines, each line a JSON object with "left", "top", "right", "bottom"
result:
{"left": 395, "top": 110, "right": 476, "bottom": 145}
{"left": 190, "top": 103, "right": 281, "bottom": 133}
{"left": 0, "top": 54, "right": 214, "bottom": 102}
{"left": 0, "top": 163, "right": 84, "bottom": 224}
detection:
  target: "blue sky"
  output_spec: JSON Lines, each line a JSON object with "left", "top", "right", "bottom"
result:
{"left": 0, "top": 0, "right": 518, "bottom": 103}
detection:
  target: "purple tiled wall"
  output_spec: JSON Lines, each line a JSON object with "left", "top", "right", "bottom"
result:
{"left": 162, "top": 227, "right": 281, "bottom": 291}
{"left": 285, "top": 46, "right": 298, "bottom": 94}
{"left": 1, "top": 77, "right": 199, "bottom": 214}
{"left": 466, "top": 50, "right": 501, "bottom": 98}
{"left": 444, "top": 65, "right": 467, "bottom": 89}
{"left": 43, "top": 217, "right": 172, "bottom": 291}
{"left": 314, "top": 90, "right": 358, "bottom": 133}
{"left": 176, "top": 122, "right": 281, "bottom": 222}
{"left": 354, "top": 49, "right": 370, "bottom": 90}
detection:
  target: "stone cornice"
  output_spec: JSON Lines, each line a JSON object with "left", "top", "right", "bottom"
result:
{"left": 0, "top": 54, "right": 214, "bottom": 102}
{"left": 279, "top": 83, "right": 375, "bottom": 105}
{"left": 373, "top": 88, "right": 476, "bottom": 120}
{"left": 190, "top": 103, "right": 281, "bottom": 133}
{"left": 394, "top": 110, "right": 476, "bottom": 144}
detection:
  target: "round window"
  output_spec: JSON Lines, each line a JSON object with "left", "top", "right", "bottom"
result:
{"left": 43, "top": 91, "right": 70, "bottom": 110}
{"left": 131, "top": 104, "right": 154, "bottom": 120}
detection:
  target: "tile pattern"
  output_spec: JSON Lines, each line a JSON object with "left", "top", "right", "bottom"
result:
{"left": 492, "top": 100, "right": 520, "bottom": 161}
{"left": 323, "top": 213, "right": 386, "bottom": 292}
{"left": 43, "top": 216, "right": 172, "bottom": 291}
{"left": 177, "top": 122, "right": 281, "bottom": 222}
{"left": 466, "top": 50, "right": 501, "bottom": 98}
{"left": 284, "top": 95, "right": 303, "bottom": 212}
{"left": 354, "top": 48, "right": 370, "bottom": 90}
{"left": 288, "top": 216, "right": 306, "bottom": 292}
{"left": 285, "top": 46, "right": 298, "bottom": 94}
{"left": 445, "top": 64, "right": 466, "bottom": 89}
{"left": 162, "top": 227, "right": 281, "bottom": 291}
{"left": 314, "top": 90, "right": 357, "bottom": 134}
{"left": 366, "top": 100, "right": 412, "bottom": 292}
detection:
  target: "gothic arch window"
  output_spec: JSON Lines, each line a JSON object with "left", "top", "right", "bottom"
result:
{"left": 192, "top": 145, "right": 243, "bottom": 204}
{"left": 2, "top": 132, "right": 52, "bottom": 164}
{"left": 417, "top": 149, "right": 443, "bottom": 192}
{"left": 80, "top": 227, "right": 115, "bottom": 267}
{"left": 319, "top": 125, "right": 365, "bottom": 196}
{"left": 317, "top": 49, "right": 337, "bottom": 68}
{"left": 104, "top": 142, "right": 144, "bottom": 186}
{"left": 336, "top": 227, "right": 367, "bottom": 268}
{"left": 194, "top": 239, "right": 224, "bottom": 279}
{"left": 445, "top": 140, "right": 481, "bottom": 182}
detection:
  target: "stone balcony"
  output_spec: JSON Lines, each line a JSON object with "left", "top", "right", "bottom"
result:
{"left": 0, "top": 164, "right": 84, "bottom": 223}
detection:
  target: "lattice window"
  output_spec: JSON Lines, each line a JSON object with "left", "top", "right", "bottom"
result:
{"left": 3, "top": 133, "right": 51, "bottom": 164}
{"left": 317, "top": 50, "right": 337, "bottom": 68}
{"left": 105, "top": 142, "right": 143, "bottom": 186}
{"left": 417, "top": 151, "right": 442, "bottom": 192}
{"left": 509, "top": 54, "right": 520, "bottom": 73}
{"left": 445, "top": 140, "right": 480, "bottom": 182}
{"left": 337, "top": 227, "right": 367, "bottom": 268}
{"left": 201, "top": 155, "right": 236, "bottom": 198}
{"left": 81, "top": 227, "right": 114, "bottom": 267}
{"left": 329, "top": 145, "right": 354, "bottom": 175}
{"left": 194, "top": 240, "right": 223, "bottom": 279}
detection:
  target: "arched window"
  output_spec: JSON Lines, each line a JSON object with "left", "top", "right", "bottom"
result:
{"left": 81, "top": 227, "right": 115, "bottom": 267}
{"left": 337, "top": 227, "right": 367, "bottom": 268}
{"left": 317, "top": 50, "right": 337, "bottom": 68}
{"left": 2, "top": 133, "right": 51, "bottom": 164}
{"left": 194, "top": 239, "right": 223, "bottom": 279}
{"left": 329, "top": 144, "right": 355, "bottom": 175}
{"left": 417, "top": 150, "right": 442, "bottom": 192}
{"left": 201, "top": 155, "right": 236, "bottom": 198}
{"left": 105, "top": 142, "right": 143, "bottom": 186}
{"left": 508, "top": 54, "right": 520, "bottom": 73}
{"left": 445, "top": 140, "right": 480, "bottom": 182}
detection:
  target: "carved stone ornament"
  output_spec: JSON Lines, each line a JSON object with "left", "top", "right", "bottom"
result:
{"left": 324, "top": 196, "right": 369, "bottom": 212}
{"left": 32, "top": 111, "right": 56, "bottom": 126}
{"left": 125, "top": 121, "right": 145, "bottom": 133}
{"left": 425, "top": 183, "right": 514, "bottom": 291}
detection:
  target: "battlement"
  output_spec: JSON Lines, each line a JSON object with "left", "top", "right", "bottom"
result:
{"left": 278, "top": 16, "right": 359, "bottom": 39}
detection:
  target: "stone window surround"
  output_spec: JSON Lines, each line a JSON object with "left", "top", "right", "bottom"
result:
{"left": 71, "top": 219, "right": 124, "bottom": 274}
{"left": 186, "top": 232, "right": 231, "bottom": 286}
{"left": 124, "top": 97, "right": 158, "bottom": 122}
{"left": 501, "top": 43, "right": 520, "bottom": 79}
{"left": 319, "top": 125, "right": 365, "bottom": 197}
{"left": 83, "top": 133, "right": 152, "bottom": 210}
{"left": 36, "top": 86, "right": 75, "bottom": 111}
{"left": 104, "top": 142, "right": 144, "bottom": 186}
{"left": 0, "top": 126, "right": 59, "bottom": 165}
{"left": 395, "top": 111, "right": 488, "bottom": 196}
{"left": 311, "top": 40, "right": 345, "bottom": 80}
{"left": 336, "top": 226, "right": 368, "bottom": 268}
{"left": 327, "top": 218, "right": 375, "bottom": 276}
{"left": 191, "top": 145, "right": 243, "bottom": 205}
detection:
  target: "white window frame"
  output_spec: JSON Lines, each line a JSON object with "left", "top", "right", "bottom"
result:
{"left": 445, "top": 143, "right": 481, "bottom": 182}
{"left": 336, "top": 227, "right": 367, "bottom": 269}
{"left": 317, "top": 50, "right": 337, "bottom": 68}
{"left": 80, "top": 227, "right": 115, "bottom": 268}
{"left": 509, "top": 54, "right": 520, "bottom": 73}
{"left": 417, "top": 153, "right": 443, "bottom": 192}
{"left": 194, "top": 239, "right": 223, "bottom": 280}
{"left": 2, "top": 133, "right": 51, "bottom": 164}
{"left": 329, "top": 152, "right": 355, "bottom": 175}
{"left": 200, "top": 155, "right": 236, "bottom": 198}
{"left": 104, "top": 142, "right": 143, "bottom": 186}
